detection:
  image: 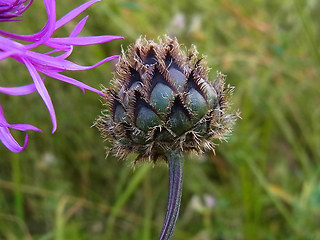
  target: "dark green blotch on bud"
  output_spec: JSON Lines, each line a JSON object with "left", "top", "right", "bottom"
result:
{"left": 136, "top": 107, "right": 161, "bottom": 132}
{"left": 187, "top": 88, "right": 208, "bottom": 121}
{"left": 133, "top": 92, "right": 161, "bottom": 132}
{"left": 168, "top": 97, "right": 192, "bottom": 136}
{"left": 166, "top": 62, "right": 186, "bottom": 91}
{"left": 113, "top": 101, "right": 126, "bottom": 123}
{"left": 150, "top": 70, "right": 175, "bottom": 113}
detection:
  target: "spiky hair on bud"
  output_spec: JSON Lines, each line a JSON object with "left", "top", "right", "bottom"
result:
{"left": 95, "top": 36, "right": 237, "bottom": 164}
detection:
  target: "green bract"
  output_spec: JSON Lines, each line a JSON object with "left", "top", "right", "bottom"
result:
{"left": 96, "top": 36, "right": 236, "bottom": 163}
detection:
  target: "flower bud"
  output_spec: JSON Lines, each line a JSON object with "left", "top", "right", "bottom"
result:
{"left": 96, "top": 36, "right": 236, "bottom": 163}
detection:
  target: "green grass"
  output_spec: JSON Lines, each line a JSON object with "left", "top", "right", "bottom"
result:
{"left": 1, "top": 0, "right": 320, "bottom": 239}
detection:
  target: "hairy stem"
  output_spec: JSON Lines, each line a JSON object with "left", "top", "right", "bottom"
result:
{"left": 158, "top": 150, "right": 184, "bottom": 240}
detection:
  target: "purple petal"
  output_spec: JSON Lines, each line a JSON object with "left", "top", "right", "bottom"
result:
{"left": 22, "top": 58, "right": 57, "bottom": 133}
{"left": 45, "top": 46, "right": 72, "bottom": 56}
{"left": 0, "top": 83, "right": 37, "bottom": 95}
{"left": 0, "top": 103, "right": 41, "bottom": 153}
{"left": 25, "top": 0, "right": 56, "bottom": 49}
{"left": 0, "top": 112, "right": 42, "bottom": 132}
{"left": 42, "top": 41, "right": 71, "bottom": 52}
{"left": 0, "top": 0, "right": 51, "bottom": 42}
{"left": 52, "top": 46, "right": 73, "bottom": 59}
{"left": 70, "top": 16, "right": 89, "bottom": 37}
{"left": 0, "top": 35, "right": 28, "bottom": 51}
{"left": 45, "top": 16, "right": 89, "bottom": 59}
{"left": 71, "top": 54, "right": 120, "bottom": 71}
{"left": 0, "top": 0, "right": 123, "bottom": 144}
{"left": 26, "top": 51, "right": 119, "bottom": 72}
{"left": 53, "top": 54, "right": 120, "bottom": 71}
{"left": 55, "top": 0, "right": 100, "bottom": 30}
{"left": 1, "top": 123, "right": 41, "bottom": 132}
{"left": 43, "top": 71, "right": 104, "bottom": 95}
{"left": 0, "top": 0, "right": 101, "bottom": 42}
{"left": 0, "top": 0, "right": 33, "bottom": 22}
{"left": 0, "top": 29, "right": 29, "bottom": 40}
{"left": 0, "top": 50, "right": 17, "bottom": 61}
{"left": 25, "top": 51, "right": 85, "bottom": 71}
{"left": 0, "top": 128, "right": 29, "bottom": 152}
{"left": 47, "top": 35, "right": 124, "bottom": 46}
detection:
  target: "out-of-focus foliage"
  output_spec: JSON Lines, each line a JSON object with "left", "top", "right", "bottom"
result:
{"left": 0, "top": 0, "right": 319, "bottom": 239}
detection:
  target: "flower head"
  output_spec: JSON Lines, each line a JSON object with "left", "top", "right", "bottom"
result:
{"left": 95, "top": 36, "right": 238, "bottom": 240}
{"left": 0, "top": 0, "right": 123, "bottom": 152}
{"left": 95, "top": 36, "right": 237, "bottom": 163}
{"left": 0, "top": 0, "right": 33, "bottom": 22}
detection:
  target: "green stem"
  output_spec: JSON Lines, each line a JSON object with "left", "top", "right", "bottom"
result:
{"left": 158, "top": 150, "right": 184, "bottom": 240}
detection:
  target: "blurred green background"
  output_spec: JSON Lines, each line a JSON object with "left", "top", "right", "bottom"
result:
{"left": 1, "top": 0, "right": 320, "bottom": 239}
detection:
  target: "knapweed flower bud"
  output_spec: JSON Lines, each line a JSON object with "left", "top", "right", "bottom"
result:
{"left": 96, "top": 36, "right": 238, "bottom": 240}
{"left": 96, "top": 36, "right": 236, "bottom": 163}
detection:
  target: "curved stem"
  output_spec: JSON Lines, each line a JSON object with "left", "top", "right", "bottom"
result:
{"left": 158, "top": 150, "right": 184, "bottom": 240}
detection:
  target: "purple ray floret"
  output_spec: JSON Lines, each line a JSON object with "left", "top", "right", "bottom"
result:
{"left": 0, "top": 0, "right": 33, "bottom": 22}
{"left": 0, "top": 103, "right": 41, "bottom": 152}
{"left": 0, "top": 0, "right": 123, "bottom": 152}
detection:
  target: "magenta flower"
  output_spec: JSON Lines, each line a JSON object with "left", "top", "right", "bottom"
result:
{"left": 0, "top": 0, "right": 123, "bottom": 152}
{"left": 0, "top": 0, "right": 33, "bottom": 22}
